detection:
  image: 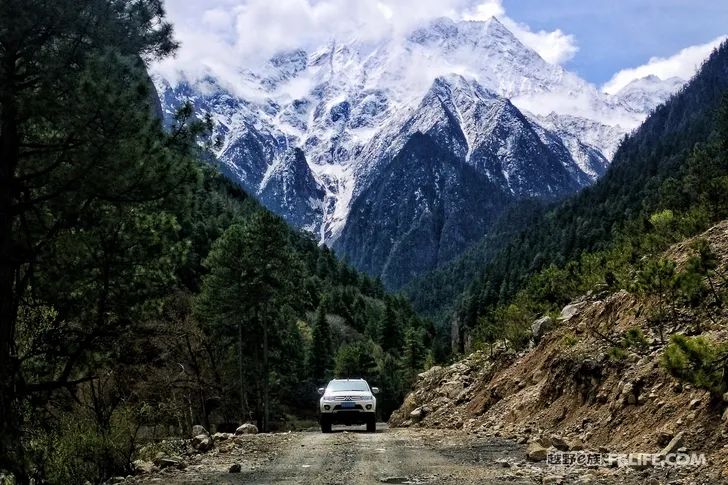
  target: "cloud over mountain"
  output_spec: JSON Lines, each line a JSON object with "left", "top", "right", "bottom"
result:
{"left": 158, "top": 0, "right": 580, "bottom": 86}
{"left": 603, "top": 35, "right": 727, "bottom": 94}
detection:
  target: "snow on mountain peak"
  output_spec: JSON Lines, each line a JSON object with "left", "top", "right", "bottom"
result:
{"left": 153, "top": 16, "right": 686, "bottom": 246}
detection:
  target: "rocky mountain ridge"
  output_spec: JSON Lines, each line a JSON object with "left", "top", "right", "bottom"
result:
{"left": 154, "top": 17, "right": 686, "bottom": 286}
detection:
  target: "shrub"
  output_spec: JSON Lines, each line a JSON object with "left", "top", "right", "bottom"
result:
{"left": 662, "top": 334, "right": 728, "bottom": 396}
{"left": 42, "top": 407, "right": 139, "bottom": 484}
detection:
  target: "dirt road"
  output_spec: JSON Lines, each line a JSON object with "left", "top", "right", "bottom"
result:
{"left": 129, "top": 425, "right": 707, "bottom": 484}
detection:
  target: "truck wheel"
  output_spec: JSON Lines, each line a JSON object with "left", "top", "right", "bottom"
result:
{"left": 320, "top": 416, "right": 332, "bottom": 433}
{"left": 366, "top": 415, "right": 376, "bottom": 433}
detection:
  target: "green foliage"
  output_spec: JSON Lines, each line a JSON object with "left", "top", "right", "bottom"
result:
{"left": 400, "top": 326, "right": 427, "bottom": 384}
{"left": 561, "top": 333, "right": 578, "bottom": 348}
{"left": 334, "top": 341, "right": 378, "bottom": 380}
{"left": 40, "top": 407, "right": 138, "bottom": 484}
{"left": 623, "top": 328, "right": 649, "bottom": 352}
{"left": 405, "top": 44, "right": 728, "bottom": 350}
{"left": 309, "top": 304, "right": 334, "bottom": 380}
{"left": 607, "top": 346, "right": 628, "bottom": 362}
{"left": 662, "top": 334, "right": 728, "bottom": 396}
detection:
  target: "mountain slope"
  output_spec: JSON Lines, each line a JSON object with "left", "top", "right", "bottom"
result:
{"left": 335, "top": 133, "right": 512, "bottom": 289}
{"left": 335, "top": 75, "right": 597, "bottom": 287}
{"left": 403, "top": 40, "right": 728, "bottom": 328}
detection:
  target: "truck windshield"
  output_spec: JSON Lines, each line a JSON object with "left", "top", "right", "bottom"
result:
{"left": 327, "top": 381, "right": 369, "bottom": 392}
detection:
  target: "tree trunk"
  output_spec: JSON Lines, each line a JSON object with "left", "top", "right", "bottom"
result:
{"left": 263, "top": 323, "right": 269, "bottom": 433}
{"left": 0, "top": 46, "right": 25, "bottom": 482}
{"left": 238, "top": 322, "right": 247, "bottom": 421}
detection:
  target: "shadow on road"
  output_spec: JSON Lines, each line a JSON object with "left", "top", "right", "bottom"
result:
{"left": 327, "top": 422, "right": 388, "bottom": 433}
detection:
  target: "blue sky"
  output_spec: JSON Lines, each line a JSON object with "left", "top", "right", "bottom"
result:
{"left": 503, "top": 0, "right": 728, "bottom": 84}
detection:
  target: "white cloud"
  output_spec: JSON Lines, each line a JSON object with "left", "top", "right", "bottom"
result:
{"left": 503, "top": 20, "right": 579, "bottom": 64}
{"left": 463, "top": 1, "right": 505, "bottom": 21}
{"left": 463, "top": 2, "right": 579, "bottom": 64}
{"left": 156, "top": 0, "right": 580, "bottom": 87}
{"left": 603, "top": 36, "right": 727, "bottom": 94}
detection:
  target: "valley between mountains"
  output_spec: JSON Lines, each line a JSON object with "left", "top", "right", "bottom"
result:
{"left": 3, "top": 3, "right": 728, "bottom": 485}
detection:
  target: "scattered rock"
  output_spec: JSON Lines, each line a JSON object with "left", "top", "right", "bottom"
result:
{"left": 213, "top": 432, "right": 234, "bottom": 441}
{"left": 192, "top": 434, "right": 213, "bottom": 452}
{"left": 236, "top": 423, "right": 259, "bottom": 435}
{"left": 722, "top": 408, "right": 728, "bottom": 423}
{"left": 228, "top": 463, "right": 242, "bottom": 473}
{"left": 531, "top": 316, "right": 553, "bottom": 342}
{"left": 657, "top": 429, "right": 674, "bottom": 447}
{"left": 526, "top": 441, "right": 549, "bottom": 462}
{"left": 689, "top": 398, "right": 702, "bottom": 409}
{"left": 559, "top": 302, "right": 586, "bottom": 321}
{"left": 550, "top": 435, "right": 570, "bottom": 451}
{"left": 409, "top": 406, "right": 430, "bottom": 422}
{"left": 439, "top": 380, "right": 464, "bottom": 399}
{"left": 131, "top": 460, "right": 155, "bottom": 475}
{"left": 191, "top": 424, "right": 208, "bottom": 437}
{"left": 154, "top": 456, "right": 183, "bottom": 469}
{"left": 569, "top": 439, "right": 585, "bottom": 451}
{"left": 542, "top": 475, "right": 564, "bottom": 485}
{"left": 659, "top": 431, "right": 684, "bottom": 456}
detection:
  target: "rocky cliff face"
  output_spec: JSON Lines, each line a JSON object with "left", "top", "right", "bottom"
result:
{"left": 390, "top": 220, "right": 728, "bottom": 477}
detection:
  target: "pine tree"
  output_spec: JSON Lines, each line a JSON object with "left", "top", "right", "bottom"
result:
{"left": 309, "top": 303, "right": 333, "bottom": 381}
{"left": 196, "top": 211, "right": 301, "bottom": 431}
{"left": 400, "top": 327, "right": 426, "bottom": 384}
{"left": 0, "top": 1, "right": 183, "bottom": 477}
{"left": 380, "top": 300, "right": 402, "bottom": 353}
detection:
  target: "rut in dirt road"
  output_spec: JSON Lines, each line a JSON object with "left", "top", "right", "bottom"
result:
{"left": 129, "top": 427, "right": 702, "bottom": 484}
{"left": 132, "top": 425, "right": 541, "bottom": 485}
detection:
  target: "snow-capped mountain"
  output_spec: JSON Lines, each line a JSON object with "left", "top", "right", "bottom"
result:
{"left": 154, "top": 16, "right": 686, "bottom": 287}
{"left": 614, "top": 75, "right": 686, "bottom": 113}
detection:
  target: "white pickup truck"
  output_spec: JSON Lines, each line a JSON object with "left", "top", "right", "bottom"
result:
{"left": 318, "top": 378, "right": 379, "bottom": 433}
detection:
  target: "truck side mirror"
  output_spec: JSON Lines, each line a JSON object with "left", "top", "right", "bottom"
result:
{"left": 317, "top": 387, "right": 325, "bottom": 395}
{"left": 371, "top": 387, "right": 380, "bottom": 394}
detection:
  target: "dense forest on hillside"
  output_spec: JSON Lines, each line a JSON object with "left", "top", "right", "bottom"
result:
{"left": 404, "top": 41, "right": 728, "bottom": 349}
{"left": 0, "top": 2, "right": 435, "bottom": 483}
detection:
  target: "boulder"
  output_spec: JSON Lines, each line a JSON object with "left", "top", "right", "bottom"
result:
{"left": 568, "top": 438, "right": 585, "bottom": 451}
{"left": 153, "top": 455, "right": 184, "bottom": 469}
{"left": 228, "top": 463, "right": 242, "bottom": 473}
{"left": 550, "top": 435, "right": 569, "bottom": 451}
{"left": 689, "top": 398, "right": 702, "bottom": 409}
{"left": 131, "top": 460, "right": 155, "bottom": 475}
{"left": 526, "top": 442, "right": 549, "bottom": 462}
{"left": 531, "top": 316, "right": 553, "bottom": 342}
{"left": 191, "top": 424, "right": 208, "bottom": 437}
{"left": 439, "top": 380, "right": 464, "bottom": 399}
{"left": 558, "top": 302, "right": 586, "bottom": 321}
{"left": 409, "top": 407, "right": 425, "bottom": 421}
{"left": 213, "top": 432, "right": 234, "bottom": 441}
{"left": 235, "top": 423, "right": 258, "bottom": 435}
{"left": 191, "top": 434, "right": 213, "bottom": 452}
